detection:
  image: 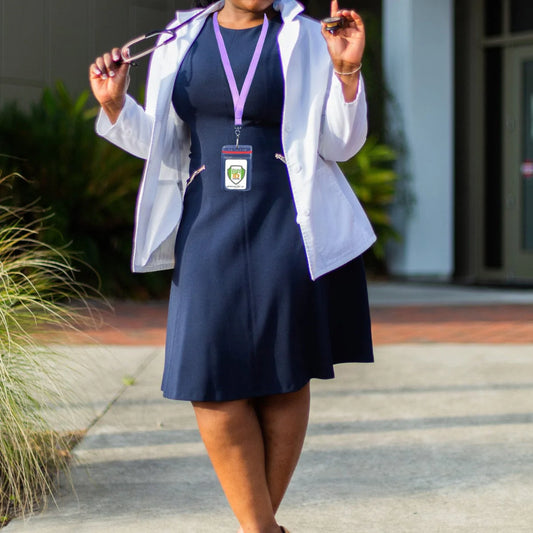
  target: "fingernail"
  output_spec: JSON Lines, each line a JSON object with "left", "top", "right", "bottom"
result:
{"left": 109, "top": 70, "right": 116, "bottom": 77}
{"left": 113, "top": 53, "right": 120, "bottom": 62}
{"left": 93, "top": 68, "right": 102, "bottom": 76}
{"left": 101, "top": 73, "right": 108, "bottom": 80}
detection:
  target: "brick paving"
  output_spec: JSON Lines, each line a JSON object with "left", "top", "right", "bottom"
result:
{"left": 371, "top": 304, "right": 533, "bottom": 344}
{"left": 57, "top": 300, "right": 533, "bottom": 346}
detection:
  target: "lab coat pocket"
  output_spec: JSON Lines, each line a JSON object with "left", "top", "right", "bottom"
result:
{"left": 186, "top": 165, "right": 206, "bottom": 189}
{"left": 309, "top": 158, "right": 362, "bottom": 259}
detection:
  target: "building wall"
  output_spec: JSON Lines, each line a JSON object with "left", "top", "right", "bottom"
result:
{"left": 0, "top": 0, "right": 190, "bottom": 108}
{"left": 383, "top": 0, "right": 455, "bottom": 279}
{"left": 0, "top": 1, "right": 331, "bottom": 110}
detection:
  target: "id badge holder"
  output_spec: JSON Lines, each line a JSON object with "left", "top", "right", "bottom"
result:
{"left": 221, "top": 145, "right": 253, "bottom": 191}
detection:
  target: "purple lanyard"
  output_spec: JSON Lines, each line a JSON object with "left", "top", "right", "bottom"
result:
{"left": 213, "top": 12, "right": 269, "bottom": 141}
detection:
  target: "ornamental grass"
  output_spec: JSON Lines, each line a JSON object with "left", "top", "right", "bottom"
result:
{"left": 0, "top": 174, "right": 98, "bottom": 525}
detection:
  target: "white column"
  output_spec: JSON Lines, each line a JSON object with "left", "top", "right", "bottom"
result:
{"left": 383, "top": 0, "right": 455, "bottom": 279}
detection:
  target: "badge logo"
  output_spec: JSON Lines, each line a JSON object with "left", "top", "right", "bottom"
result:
{"left": 227, "top": 164, "right": 246, "bottom": 184}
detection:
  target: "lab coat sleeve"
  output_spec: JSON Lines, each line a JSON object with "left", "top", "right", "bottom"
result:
{"left": 95, "top": 94, "right": 155, "bottom": 160}
{"left": 318, "top": 74, "right": 368, "bottom": 162}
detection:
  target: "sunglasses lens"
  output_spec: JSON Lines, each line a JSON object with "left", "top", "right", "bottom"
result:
{"left": 122, "top": 31, "right": 174, "bottom": 63}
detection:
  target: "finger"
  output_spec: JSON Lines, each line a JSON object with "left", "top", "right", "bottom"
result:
{"left": 353, "top": 10, "right": 365, "bottom": 27}
{"left": 339, "top": 10, "right": 363, "bottom": 29}
{"left": 90, "top": 62, "right": 100, "bottom": 79}
{"left": 95, "top": 56, "right": 109, "bottom": 79}
{"left": 110, "top": 47, "right": 122, "bottom": 63}
{"left": 104, "top": 52, "right": 116, "bottom": 77}
{"left": 331, "top": 0, "right": 339, "bottom": 17}
{"left": 336, "top": 10, "right": 352, "bottom": 24}
{"left": 321, "top": 24, "right": 332, "bottom": 41}
{"left": 89, "top": 62, "right": 104, "bottom": 80}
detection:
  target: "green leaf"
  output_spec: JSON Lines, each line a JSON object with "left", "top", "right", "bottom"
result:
{"left": 0, "top": 82, "right": 154, "bottom": 297}
{"left": 341, "top": 135, "right": 401, "bottom": 264}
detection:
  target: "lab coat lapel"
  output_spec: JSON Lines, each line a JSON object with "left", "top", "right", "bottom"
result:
{"left": 152, "top": 3, "right": 223, "bottom": 117}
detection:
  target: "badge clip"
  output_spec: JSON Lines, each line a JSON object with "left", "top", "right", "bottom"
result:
{"left": 235, "top": 125, "right": 242, "bottom": 147}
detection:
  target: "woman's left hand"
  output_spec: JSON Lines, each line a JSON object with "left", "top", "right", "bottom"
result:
{"left": 321, "top": 0, "right": 365, "bottom": 101}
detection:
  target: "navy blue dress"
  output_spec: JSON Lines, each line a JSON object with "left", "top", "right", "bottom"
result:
{"left": 162, "top": 15, "right": 373, "bottom": 402}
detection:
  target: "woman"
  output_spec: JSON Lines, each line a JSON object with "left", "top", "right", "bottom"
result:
{"left": 90, "top": 1, "right": 375, "bottom": 531}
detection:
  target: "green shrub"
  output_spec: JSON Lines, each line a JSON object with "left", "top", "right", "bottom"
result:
{"left": 0, "top": 174, "right": 97, "bottom": 522}
{"left": 0, "top": 82, "right": 169, "bottom": 298}
{"left": 340, "top": 136, "right": 400, "bottom": 266}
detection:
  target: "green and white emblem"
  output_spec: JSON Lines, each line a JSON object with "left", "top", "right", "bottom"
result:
{"left": 228, "top": 164, "right": 246, "bottom": 184}
{"left": 224, "top": 158, "right": 248, "bottom": 190}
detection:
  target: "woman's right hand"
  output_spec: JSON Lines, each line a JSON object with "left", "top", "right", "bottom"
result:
{"left": 89, "top": 48, "right": 130, "bottom": 124}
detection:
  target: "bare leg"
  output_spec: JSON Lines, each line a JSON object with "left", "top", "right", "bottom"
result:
{"left": 256, "top": 383, "right": 310, "bottom": 513}
{"left": 192, "top": 399, "right": 280, "bottom": 533}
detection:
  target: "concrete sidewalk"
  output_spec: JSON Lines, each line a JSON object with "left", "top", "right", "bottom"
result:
{"left": 5, "top": 283, "right": 533, "bottom": 532}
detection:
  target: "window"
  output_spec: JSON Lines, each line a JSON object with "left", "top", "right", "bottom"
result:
{"left": 485, "top": 0, "right": 503, "bottom": 36}
{"left": 510, "top": 0, "right": 533, "bottom": 33}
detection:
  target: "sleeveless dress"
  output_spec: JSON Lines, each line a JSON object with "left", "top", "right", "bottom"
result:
{"left": 162, "top": 14, "right": 373, "bottom": 402}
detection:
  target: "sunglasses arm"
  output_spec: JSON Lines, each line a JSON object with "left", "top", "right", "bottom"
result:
{"left": 119, "top": 30, "right": 176, "bottom": 65}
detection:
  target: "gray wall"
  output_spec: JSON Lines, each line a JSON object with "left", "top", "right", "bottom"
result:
{"left": 0, "top": 0, "right": 190, "bottom": 108}
{"left": 0, "top": 1, "right": 334, "bottom": 109}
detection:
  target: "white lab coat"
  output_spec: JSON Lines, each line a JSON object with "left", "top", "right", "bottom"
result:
{"left": 96, "top": 0, "right": 376, "bottom": 280}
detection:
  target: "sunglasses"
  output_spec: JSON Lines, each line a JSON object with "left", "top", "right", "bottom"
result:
{"left": 118, "top": 8, "right": 208, "bottom": 65}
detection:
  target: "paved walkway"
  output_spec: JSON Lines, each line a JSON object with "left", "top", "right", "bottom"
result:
{"left": 5, "top": 282, "right": 533, "bottom": 532}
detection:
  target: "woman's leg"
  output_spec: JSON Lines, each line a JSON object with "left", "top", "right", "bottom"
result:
{"left": 192, "top": 399, "right": 280, "bottom": 533}
{"left": 193, "top": 385, "right": 310, "bottom": 532}
{"left": 255, "top": 383, "right": 310, "bottom": 513}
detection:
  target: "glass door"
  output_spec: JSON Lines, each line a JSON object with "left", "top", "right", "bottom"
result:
{"left": 504, "top": 45, "right": 533, "bottom": 279}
